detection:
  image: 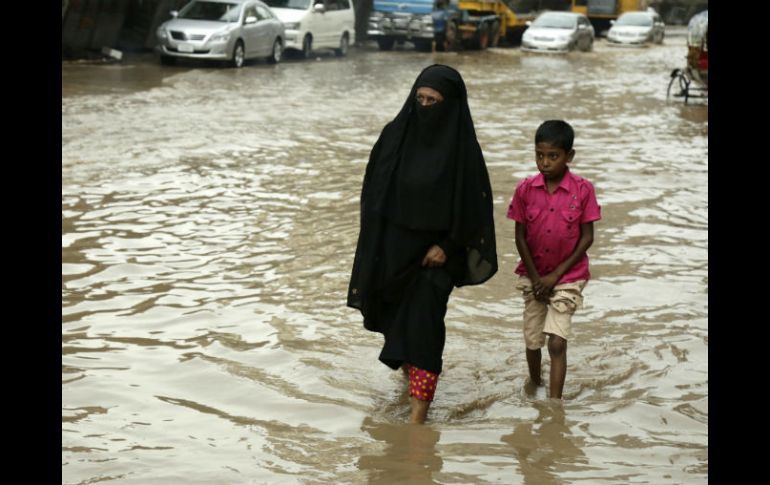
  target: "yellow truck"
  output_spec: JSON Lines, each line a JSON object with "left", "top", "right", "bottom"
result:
{"left": 368, "top": 0, "right": 536, "bottom": 51}
{"left": 571, "top": 0, "right": 646, "bottom": 34}
{"left": 451, "top": 0, "right": 536, "bottom": 50}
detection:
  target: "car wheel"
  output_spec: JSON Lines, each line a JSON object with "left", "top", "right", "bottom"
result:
{"left": 302, "top": 35, "right": 312, "bottom": 59}
{"left": 474, "top": 23, "right": 490, "bottom": 50}
{"left": 335, "top": 33, "right": 349, "bottom": 57}
{"left": 489, "top": 20, "right": 501, "bottom": 47}
{"left": 582, "top": 37, "right": 593, "bottom": 52}
{"left": 267, "top": 38, "right": 282, "bottom": 64}
{"left": 160, "top": 55, "right": 176, "bottom": 66}
{"left": 231, "top": 40, "right": 245, "bottom": 68}
{"left": 377, "top": 37, "right": 395, "bottom": 51}
{"left": 413, "top": 39, "right": 432, "bottom": 51}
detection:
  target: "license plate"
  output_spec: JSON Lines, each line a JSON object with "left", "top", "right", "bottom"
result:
{"left": 178, "top": 43, "right": 194, "bottom": 53}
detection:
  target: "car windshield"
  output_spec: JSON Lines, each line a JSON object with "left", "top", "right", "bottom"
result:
{"left": 262, "top": 0, "right": 311, "bottom": 9}
{"left": 616, "top": 13, "right": 653, "bottom": 26}
{"left": 533, "top": 14, "right": 576, "bottom": 29}
{"left": 178, "top": 1, "right": 241, "bottom": 22}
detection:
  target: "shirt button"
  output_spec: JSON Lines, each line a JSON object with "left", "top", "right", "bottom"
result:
{"left": 480, "top": 238, "right": 485, "bottom": 244}
{"left": 545, "top": 249, "right": 549, "bottom": 253}
{"left": 352, "top": 288, "right": 358, "bottom": 295}
{"left": 481, "top": 191, "right": 486, "bottom": 197}
{"left": 547, "top": 229, "right": 551, "bottom": 233}
{"left": 550, "top": 208, "right": 554, "bottom": 212}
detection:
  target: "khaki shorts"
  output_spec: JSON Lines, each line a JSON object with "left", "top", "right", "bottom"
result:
{"left": 516, "top": 276, "right": 587, "bottom": 349}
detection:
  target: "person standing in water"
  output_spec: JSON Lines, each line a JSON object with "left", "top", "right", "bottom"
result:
{"left": 507, "top": 120, "right": 601, "bottom": 399}
{"left": 348, "top": 64, "right": 498, "bottom": 423}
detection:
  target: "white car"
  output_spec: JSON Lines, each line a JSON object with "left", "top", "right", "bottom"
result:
{"left": 263, "top": 0, "right": 355, "bottom": 58}
{"left": 521, "top": 11, "right": 594, "bottom": 53}
{"left": 607, "top": 11, "right": 665, "bottom": 46}
{"left": 155, "top": 0, "right": 285, "bottom": 67}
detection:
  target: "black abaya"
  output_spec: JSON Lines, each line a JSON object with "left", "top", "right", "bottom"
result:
{"left": 347, "top": 64, "right": 497, "bottom": 375}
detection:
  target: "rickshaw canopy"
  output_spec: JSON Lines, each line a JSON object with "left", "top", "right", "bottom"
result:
{"left": 687, "top": 10, "right": 708, "bottom": 48}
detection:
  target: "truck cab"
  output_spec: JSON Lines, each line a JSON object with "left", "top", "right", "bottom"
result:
{"left": 368, "top": 0, "right": 532, "bottom": 52}
{"left": 367, "top": 0, "right": 455, "bottom": 51}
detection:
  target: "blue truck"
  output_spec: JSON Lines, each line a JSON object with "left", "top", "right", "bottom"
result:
{"left": 367, "top": 0, "right": 535, "bottom": 51}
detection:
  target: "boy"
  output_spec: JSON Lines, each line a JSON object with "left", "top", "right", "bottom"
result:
{"left": 506, "top": 120, "right": 601, "bottom": 399}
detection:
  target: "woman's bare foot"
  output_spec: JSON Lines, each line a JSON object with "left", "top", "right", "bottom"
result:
{"left": 409, "top": 396, "right": 430, "bottom": 424}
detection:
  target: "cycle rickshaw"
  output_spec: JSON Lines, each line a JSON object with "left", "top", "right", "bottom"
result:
{"left": 667, "top": 10, "right": 707, "bottom": 104}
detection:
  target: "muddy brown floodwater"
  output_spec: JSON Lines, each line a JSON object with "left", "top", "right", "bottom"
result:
{"left": 63, "top": 32, "right": 707, "bottom": 484}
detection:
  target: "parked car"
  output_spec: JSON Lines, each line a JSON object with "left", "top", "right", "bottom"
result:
{"left": 607, "top": 11, "right": 665, "bottom": 46}
{"left": 155, "top": 0, "right": 285, "bottom": 67}
{"left": 521, "top": 11, "right": 594, "bottom": 53}
{"left": 262, "top": 0, "right": 355, "bottom": 58}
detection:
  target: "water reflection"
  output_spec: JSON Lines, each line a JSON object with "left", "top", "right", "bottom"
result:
{"left": 501, "top": 401, "right": 587, "bottom": 485}
{"left": 359, "top": 417, "right": 443, "bottom": 484}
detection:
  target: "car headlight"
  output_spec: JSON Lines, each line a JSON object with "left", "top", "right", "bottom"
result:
{"left": 210, "top": 32, "right": 231, "bottom": 42}
{"left": 283, "top": 22, "right": 300, "bottom": 30}
{"left": 156, "top": 27, "right": 167, "bottom": 39}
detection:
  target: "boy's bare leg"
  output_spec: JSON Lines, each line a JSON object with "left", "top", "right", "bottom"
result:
{"left": 526, "top": 348, "right": 543, "bottom": 386}
{"left": 547, "top": 334, "right": 567, "bottom": 399}
{"left": 409, "top": 397, "right": 430, "bottom": 424}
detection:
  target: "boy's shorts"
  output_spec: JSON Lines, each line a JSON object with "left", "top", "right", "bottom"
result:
{"left": 516, "top": 276, "right": 587, "bottom": 349}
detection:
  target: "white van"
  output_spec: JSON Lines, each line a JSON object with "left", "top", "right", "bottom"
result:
{"left": 263, "top": 0, "right": 355, "bottom": 58}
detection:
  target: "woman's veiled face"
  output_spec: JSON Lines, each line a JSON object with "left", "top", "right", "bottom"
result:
{"left": 415, "top": 87, "right": 444, "bottom": 106}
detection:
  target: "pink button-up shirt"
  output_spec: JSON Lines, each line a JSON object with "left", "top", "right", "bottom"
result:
{"left": 507, "top": 169, "right": 601, "bottom": 284}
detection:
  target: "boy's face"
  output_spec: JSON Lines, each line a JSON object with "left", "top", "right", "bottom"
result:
{"left": 535, "top": 142, "right": 574, "bottom": 181}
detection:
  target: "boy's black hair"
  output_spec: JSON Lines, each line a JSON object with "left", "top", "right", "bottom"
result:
{"left": 535, "top": 120, "right": 574, "bottom": 151}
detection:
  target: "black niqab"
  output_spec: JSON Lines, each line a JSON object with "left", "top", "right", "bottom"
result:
{"left": 348, "top": 64, "right": 497, "bottom": 334}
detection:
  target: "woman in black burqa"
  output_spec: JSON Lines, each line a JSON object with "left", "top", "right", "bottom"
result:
{"left": 347, "top": 64, "right": 497, "bottom": 423}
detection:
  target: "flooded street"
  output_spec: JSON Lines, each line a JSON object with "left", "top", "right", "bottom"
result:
{"left": 63, "top": 32, "right": 707, "bottom": 485}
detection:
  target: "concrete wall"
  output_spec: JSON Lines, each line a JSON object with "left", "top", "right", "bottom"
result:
{"left": 62, "top": 0, "right": 131, "bottom": 54}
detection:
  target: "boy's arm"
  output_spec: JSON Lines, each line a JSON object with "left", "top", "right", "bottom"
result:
{"left": 539, "top": 221, "right": 595, "bottom": 293}
{"left": 515, "top": 222, "right": 549, "bottom": 302}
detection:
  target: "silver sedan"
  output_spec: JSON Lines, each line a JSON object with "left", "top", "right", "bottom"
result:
{"left": 607, "top": 11, "right": 666, "bottom": 46}
{"left": 521, "top": 11, "right": 595, "bottom": 53}
{"left": 156, "top": 0, "right": 285, "bottom": 67}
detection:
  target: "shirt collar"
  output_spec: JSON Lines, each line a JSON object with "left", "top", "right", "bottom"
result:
{"left": 532, "top": 168, "right": 573, "bottom": 192}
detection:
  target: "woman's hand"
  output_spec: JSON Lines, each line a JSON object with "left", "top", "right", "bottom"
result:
{"left": 421, "top": 245, "right": 447, "bottom": 267}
